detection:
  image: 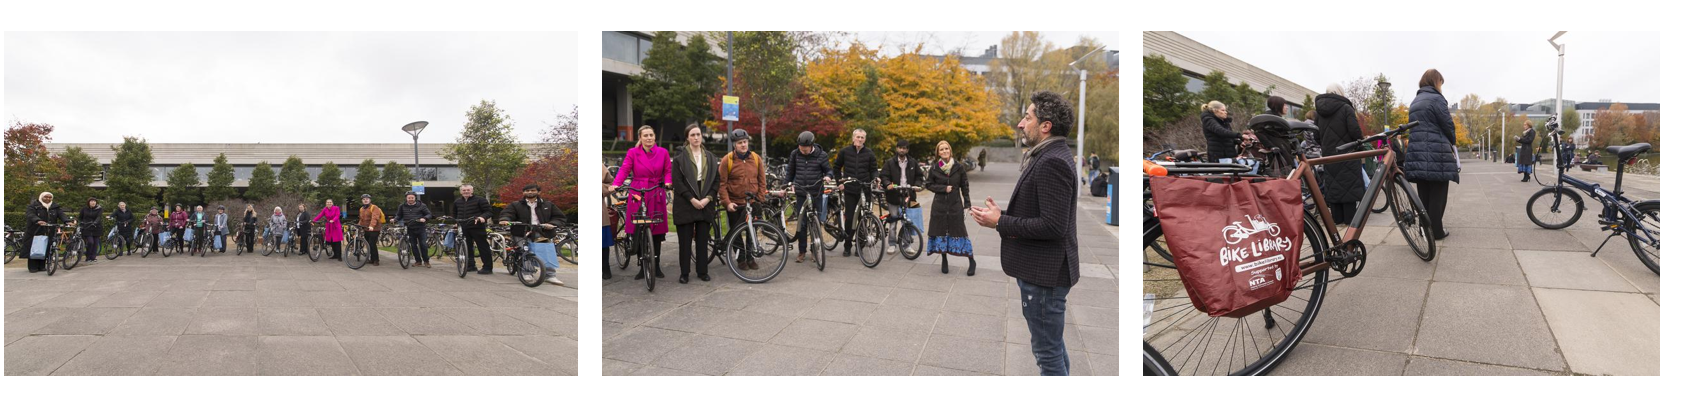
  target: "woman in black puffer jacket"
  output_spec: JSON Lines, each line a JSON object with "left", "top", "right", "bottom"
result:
{"left": 1403, "top": 69, "right": 1458, "bottom": 240}
{"left": 1200, "top": 101, "right": 1240, "bottom": 162}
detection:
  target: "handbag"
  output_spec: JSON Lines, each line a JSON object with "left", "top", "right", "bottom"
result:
{"left": 1149, "top": 174, "right": 1306, "bottom": 318}
{"left": 30, "top": 235, "right": 49, "bottom": 259}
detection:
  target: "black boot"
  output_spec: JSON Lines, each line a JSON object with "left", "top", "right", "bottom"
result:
{"left": 941, "top": 256, "right": 949, "bottom": 274}
{"left": 602, "top": 248, "right": 612, "bottom": 280}
{"left": 1521, "top": 172, "right": 1530, "bottom": 182}
{"left": 967, "top": 256, "right": 977, "bottom": 277}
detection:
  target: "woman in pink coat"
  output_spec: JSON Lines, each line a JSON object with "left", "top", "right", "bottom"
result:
{"left": 312, "top": 198, "right": 344, "bottom": 260}
{"left": 612, "top": 125, "right": 673, "bottom": 281}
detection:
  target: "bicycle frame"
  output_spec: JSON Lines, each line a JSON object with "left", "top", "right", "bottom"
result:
{"left": 1289, "top": 145, "right": 1396, "bottom": 277}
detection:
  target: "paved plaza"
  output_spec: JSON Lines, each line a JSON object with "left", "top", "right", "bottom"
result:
{"left": 5, "top": 246, "right": 578, "bottom": 376}
{"left": 603, "top": 165, "right": 1121, "bottom": 376}
{"left": 1145, "top": 158, "right": 1659, "bottom": 376}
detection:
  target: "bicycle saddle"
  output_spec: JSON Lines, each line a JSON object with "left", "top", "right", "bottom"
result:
{"left": 1287, "top": 120, "right": 1318, "bottom": 133}
{"left": 1605, "top": 143, "right": 1652, "bottom": 160}
{"left": 1248, "top": 114, "right": 1290, "bottom": 132}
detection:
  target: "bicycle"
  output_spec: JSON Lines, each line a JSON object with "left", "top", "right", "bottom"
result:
{"left": 556, "top": 224, "right": 577, "bottom": 265}
{"left": 34, "top": 224, "right": 68, "bottom": 276}
{"left": 232, "top": 222, "right": 253, "bottom": 256}
{"left": 709, "top": 192, "right": 790, "bottom": 283}
{"left": 6, "top": 226, "right": 23, "bottom": 264}
{"left": 1525, "top": 122, "right": 1659, "bottom": 274}
{"left": 837, "top": 177, "right": 885, "bottom": 268}
{"left": 345, "top": 223, "right": 374, "bottom": 270}
{"left": 494, "top": 222, "right": 547, "bottom": 288}
{"left": 1143, "top": 121, "right": 1433, "bottom": 376}
{"left": 607, "top": 191, "right": 633, "bottom": 272}
{"left": 786, "top": 181, "right": 830, "bottom": 271}
{"left": 881, "top": 184, "right": 926, "bottom": 261}
{"left": 306, "top": 222, "right": 326, "bottom": 262}
{"left": 440, "top": 217, "right": 474, "bottom": 278}
{"left": 102, "top": 217, "right": 134, "bottom": 260}
{"left": 263, "top": 222, "right": 290, "bottom": 257}
{"left": 617, "top": 184, "right": 667, "bottom": 292}
{"left": 58, "top": 223, "right": 85, "bottom": 270}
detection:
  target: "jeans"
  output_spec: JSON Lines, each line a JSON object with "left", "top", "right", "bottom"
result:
{"left": 530, "top": 242, "right": 559, "bottom": 277}
{"left": 794, "top": 193, "right": 826, "bottom": 254}
{"left": 406, "top": 227, "right": 428, "bottom": 263}
{"left": 1018, "top": 279, "right": 1072, "bottom": 376}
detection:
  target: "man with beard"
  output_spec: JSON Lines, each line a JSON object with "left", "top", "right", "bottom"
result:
{"left": 879, "top": 139, "right": 924, "bottom": 254}
{"left": 500, "top": 184, "right": 569, "bottom": 286}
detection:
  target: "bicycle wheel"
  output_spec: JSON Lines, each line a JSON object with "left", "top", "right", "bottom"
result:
{"left": 638, "top": 232, "right": 656, "bottom": 292}
{"left": 63, "top": 239, "right": 81, "bottom": 270}
{"left": 1143, "top": 212, "right": 1329, "bottom": 376}
{"left": 1388, "top": 175, "right": 1436, "bottom": 261}
{"left": 1627, "top": 200, "right": 1659, "bottom": 275}
{"left": 104, "top": 237, "right": 120, "bottom": 260}
{"left": 518, "top": 255, "right": 544, "bottom": 288}
{"left": 857, "top": 213, "right": 884, "bottom": 268}
{"left": 456, "top": 236, "right": 470, "bottom": 278}
{"left": 1144, "top": 206, "right": 1176, "bottom": 269}
{"left": 398, "top": 238, "right": 413, "bottom": 269}
{"left": 235, "top": 233, "right": 245, "bottom": 256}
{"left": 897, "top": 220, "right": 923, "bottom": 260}
{"left": 727, "top": 221, "right": 789, "bottom": 283}
{"left": 346, "top": 237, "right": 366, "bottom": 270}
{"left": 561, "top": 240, "right": 577, "bottom": 265}
{"left": 5, "top": 239, "right": 16, "bottom": 264}
{"left": 614, "top": 233, "right": 632, "bottom": 270}
{"left": 160, "top": 237, "right": 173, "bottom": 258}
{"left": 308, "top": 236, "right": 322, "bottom": 262}
{"left": 810, "top": 219, "right": 826, "bottom": 271}
{"left": 821, "top": 209, "right": 842, "bottom": 251}
{"left": 1525, "top": 187, "right": 1585, "bottom": 229}
{"left": 1144, "top": 342, "right": 1177, "bottom": 376}
{"left": 46, "top": 248, "right": 59, "bottom": 276}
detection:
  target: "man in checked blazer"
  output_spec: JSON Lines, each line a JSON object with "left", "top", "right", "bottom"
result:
{"left": 970, "top": 91, "right": 1080, "bottom": 376}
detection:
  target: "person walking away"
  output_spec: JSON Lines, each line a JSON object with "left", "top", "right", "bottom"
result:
{"left": 880, "top": 139, "right": 925, "bottom": 255}
{"left": 1201, "top": 101, "right": 1241, "bottom": 162}
{"left": 24, "top": 192, "right": 66, "bottom": 273}
{"left": 718, "top": 129, "right": 767, "bottom": 272}
{"left": 454, "top": 184, "right": 496, "bottom": 274}
{"left": 144, "top": 207, "right": 165, "bottom": 254}
{"left": 786, "top": 131, "right": 833, "bottom": 263}
{"left": 241, "top": 204, "right": 259, "bottom": 253}
{"left": 978, "top": 148, "right": 988, "bottom": 171}
{"left": 500, "top": 184, "right": 570, "bottom": 286}
{"left": 1404, "top": 69, "right": 1458, "bottom": 240}
{"left": 78, "top": 197, "right": 103, "bottom": 263}
{"left": 1515, "top": 120, "right": 1536, "bottom": 181}
{"left": 613, "top": 125, "right": 674, "bottom": 281}
{"left": 313, "top": 199, "right": 345, "bottom": 260}
{"left": 396, "top": 192, "right": 432, "bottom": 267}
{"left": 671, "top": 124, "right": 719, "bottom": 283}
{"left": 169, "top": 204, "right": 188, "bottom": 252}
{"left": 833, "top": 128, "right": 877, "bottom": 258}
{"left": 294, "top": 204, "right": 313, "bottom": 255}
{"left": 970, "top": 91, "right": 1080, "bottom": 376}
{"left": 357, "top": 194, "right": 384, "bottom": 265}
{"left": 112, "top": 202, "right": 135, "bottom": 254}
{"left": 926, "top": 140, "right": 976, "bottom": 276}
{"left": 1315, "top": 84, "right": 1368, "bottom": 225}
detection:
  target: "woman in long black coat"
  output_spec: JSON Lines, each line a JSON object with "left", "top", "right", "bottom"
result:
{"left": 926, "top": 140, "right": 976, "bottom": 276}
{"left": 1314, "top": 89, "right": 1367, "bottom": 224}
{"left": 24, "top": 192, "right": 66, "bottom": 273}
{"left": 1403, "top": 69, "right": 1458, "bottom": 240}
{"left": 1515, "top": 120, "right": 1536, "bottom": 182}
{"left": 671, "top": 124, "right": 719, "bottom": 284}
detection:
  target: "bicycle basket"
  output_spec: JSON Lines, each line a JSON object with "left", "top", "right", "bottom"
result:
{"left": 1148, "top": 174, "right": 1306, "bottom": 318}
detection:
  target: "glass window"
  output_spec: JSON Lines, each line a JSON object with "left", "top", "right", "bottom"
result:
{"left": 603, "top": 31, "right": 640, "bottom": 65}
{"left": 637, "top": 36, "right": 653, "bottom": 64}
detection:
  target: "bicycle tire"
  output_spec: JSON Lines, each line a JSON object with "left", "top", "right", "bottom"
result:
{"left": 346, "top": 237, "right": 366, "bottom": 270}
{"left": 858, "top": 213, "right": 884, "bottom": 268}
{"left": 821, "top": 207, "right": 842, "bottom": 251}
{"left": 104, "top": 237, "right": 120, "bottom": 260}
{"left": 456, "top": 235, "right": 470, "bottom": 277}
{"left": 897, "top": 220, "right": 923, "bottom": 260}
{"left": 1389, "top": 175, "right": 1436, "bottom": 261}
{"left": 63, "top": 239, "right": 81, "bottom": 270}
{"left": 518, "top": 255, "right": 544, "bottom": 287}
{"left": 727, "top": 221, "right": 788, "bottom": 283}
{"left": 308, "top": 235, "right": 322, "bottom": 262}
{"left": 1143, "top": 212, "right": 1329, "bottom": 376}
{"left": 810, "top": 219, "right": 826, "bottom": 271}
{"left": 561, "top": 240, "right": 577, "bottom": 265}
{"left": 5, "top": 240, "right": 16, "bottom": 264}
{"left": 639, "top": 232, "right": 656, "bottom": 292}
{"left": 398, "top": 238, "right": 413, "bottom": 269}
{"left": 1525, "top": 187, "right": 1585, "bottom": 229}
{"left": 1627, "top": 200, "right": 1659, "bottom": 275}
{"left": 46, "top": 247, "right": 58, "bottom": 276}
{"left": 614, "top": 234, "right": 631, "bottom": 270}
{"left": 1144, "top": 341, "right": 1177, "bottom": 376}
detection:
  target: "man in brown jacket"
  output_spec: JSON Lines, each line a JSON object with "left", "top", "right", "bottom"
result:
{"left": 357, "top": 194, "right": 385, "bottom": 266}
{"left": 717, "top": 129, "right": 766, "bottom": 270}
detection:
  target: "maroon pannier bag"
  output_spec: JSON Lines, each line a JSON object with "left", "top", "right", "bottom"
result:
{"left": 1149, "top": 175, "right": 1305, "bottom": 318}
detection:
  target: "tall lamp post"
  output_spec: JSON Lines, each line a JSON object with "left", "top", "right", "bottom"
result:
{"left": 402, "top": 121, "right": 428, "bottom": 185}
{"left": 1068, "top": 45, "right": 1108, "bottom": 198}
{"left": 1549, "top": 32, "right": 1566, "bottom": 146}
{"left": 1376, "top": 80, "right": 1392, "bottom": 131}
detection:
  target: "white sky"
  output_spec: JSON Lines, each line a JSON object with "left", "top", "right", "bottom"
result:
{"left": 1177, "top": 31, "right": 1658, "bottom": 105}
{"left": 849, "top": 31, "right": 1120, "bottom": 58}
{"left": 4, "top": 31, "right": 577, "bottom": 143}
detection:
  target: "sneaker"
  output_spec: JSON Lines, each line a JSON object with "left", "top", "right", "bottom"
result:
{"left": 886, "top": 244, "right": 897, "bottom": 254}
{"left": 544, "top": 277, "right": 565, "bottom": 286}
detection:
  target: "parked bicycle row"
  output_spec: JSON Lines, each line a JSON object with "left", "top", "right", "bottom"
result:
{"left": 11, "top": 185, "right": 574, "bottom": 288}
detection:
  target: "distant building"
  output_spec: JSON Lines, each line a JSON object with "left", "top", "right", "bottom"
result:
{"left": 602, "top": 31, "right": 724, "bottom": 143}
{"left": 1143, "top": 31, "right": 1318, "bottom": 118}
{"left": 1573, "top": 101, "right": 1659, "bottom": 147}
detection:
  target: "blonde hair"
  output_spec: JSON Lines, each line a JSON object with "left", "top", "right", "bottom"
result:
{"left": 1202, "top": 101, "right": 1226, "bottom": 112}
{"left": 1326, "top": 83, "right": 1344, "bottom": 95}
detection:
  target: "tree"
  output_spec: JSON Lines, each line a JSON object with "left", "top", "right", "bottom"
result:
{"left": 164, "top": 163, "right": 202, "bottom": 206}
{"left": 440, "top": 100, "right": 528, "bottom": 195}
{"left": 805, "top": 42, "right": 888, "bottom": 142}
{"left": 278, "top": 156, "right": 311, "bottom": 198}
{"left": 204, "top": 153, "right": 236, "bottom": 201}
{"left": 315, "top": 162, "right": 346, "bottom": 204}
{"left": 1452, "top": 114, "right": 1473, "bottom": 148}
{"left": 1591, "top": 103, "right": 1636, "bottom": 149}
{"left": 1364, "top": 74, "right": 1397, "bottom": 131}
{"left": 350, "top": 159, "right": 381, "bottom": 204}
{"left": 1084, "top": 68, "right": 1120, "bottom": 163}
{"left": 1342, "top": 76, "right": 1375, "bottom": 111}
{"left": 58, "top": 146, "right": 102, "bottom": 206}
{"left": 629, "top": 32, "right": 723, "bottom": 139}
{"left": 380, "top": 161, "right": 414, "bottom": 208}
{"left": 498, "top": 157, "right": 572, "bottom": 208}
{"left": 989, "top": 32, "right": 1066, "bottom": 141}
{"left": 723, "top": 31, "right": 801, "bottom": 147}
{"left": 106, "top": 136, "right": 156, "bottom": 209}
{"left": 1143, "top": 55, "right": 1194, "bottom": 130}
{"left": 877, "top": 47, "right": 1006, "bottom": 157}
{"left": 246, "top": 161, "right": 277, "bottom": 201}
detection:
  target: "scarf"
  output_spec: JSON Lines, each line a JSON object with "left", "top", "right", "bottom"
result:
{"left": 938, "top": 158, "right": 955, "bottom": 174}
{"left": 1023, "top": 136, "right": 1067, "bottom": 170}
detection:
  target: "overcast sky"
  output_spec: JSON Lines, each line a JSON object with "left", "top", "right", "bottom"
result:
{"left": 850, "top": 31, "right": 1120, "bottom": 58}
{"left": 5, "top": 31, "right": 577, "bottom": 143}
{"left": 1177, "top": 31, "right": 1658, "bottom": 104}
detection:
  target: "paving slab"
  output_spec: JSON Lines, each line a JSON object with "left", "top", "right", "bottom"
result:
{"left": 1413, "top": 282, "right": 1565, "bottom": 371}
{"left": 1533, "top": 288, "right": 1659, "bottom": 375}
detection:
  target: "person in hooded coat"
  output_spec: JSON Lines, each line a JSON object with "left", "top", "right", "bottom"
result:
{"left": 1314, "top": 85, "right": 1368, "bottom": 224}
{"left": 1515, "top": 119, "right": 1537, "bottom": 181}
{"left": 1403, "top": 69, "right": 1458, "bottom": 240}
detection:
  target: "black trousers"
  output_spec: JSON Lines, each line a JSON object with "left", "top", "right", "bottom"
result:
{"left": 327, "top": 240, "right": 342, "bottom": 259}
{"left": 1413, "top": 180, "right": 1450, "bottom": 235}
{"left": 841, "top": 189, "right": 870, "bottom": 250}
{"left": 463, "top": 226, "right": 493, "bottom": 269}
{"left": 297, "top": 227, "right": 311, "bottom": 254}
{"left": 727, "top": 205, "right": 752, "bottom": 262}
{"left": 243, "top": 227, "right": 256, "bottom": 252}
{"left": 172, "top": 227, "right": 186, "bottom": 249}
{"left": 118, "top": 226, "right": 135, "bottom": 251}
{"left": 406, "top": 226, "right": 428, "bottom": 263}
{"left": 676, "top": 220, "right": 711, "bottom": 277}
{"left": 82, "top": 229, "right": 100, "bottom": 260}
{"left": 1327, "top": 201, "right": 1358, "bottom": 226}
{"left": 364, "top": 231, "right": 379, "bottom": 262}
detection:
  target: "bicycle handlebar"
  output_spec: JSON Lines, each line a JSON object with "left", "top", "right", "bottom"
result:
{"left": 1337, "top": 121, "right": 1421, "bottom": 152}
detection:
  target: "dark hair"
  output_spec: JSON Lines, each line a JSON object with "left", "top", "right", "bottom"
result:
{"left": 87, "top": 197, "right": 98, "bottom": 203}
{"left": 1267, "top": 96, "right": 1287, "bottom": 115}
{"left": 523, "top": 183, "right": 541, "bottom": 192}
{"left": 1417, "top": 69, "right": 1445, "bottom": 92}
{"left": 1304, "top": 110, "right": 1316, "bottom": 120}
{"left": 1030, "top": 91, "right": 1075, "bottom": 137}
{"left": 684, "top": 123, "right": 701, "bottom": 134}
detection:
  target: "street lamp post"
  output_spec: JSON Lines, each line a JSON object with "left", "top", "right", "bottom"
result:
{"left": 402, "top": 121, "right": 428, "bottom": 185}
{"left": 1549, "top": 32, "right": 1567, "bottom": 145}
{"left": 1376, "top": 80, "right": 1392, "bottom": 131}
{"left": 1068, "top": 45, "right": 1108, "bottom": 198}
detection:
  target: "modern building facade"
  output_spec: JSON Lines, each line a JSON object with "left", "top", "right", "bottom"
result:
{"left": 602, "top": 31, "right": 723, "bottom": 143}
{"left": 1143, "top": 31, "right": 1318, "bottom": 117}
{"left": 1574, "top": 101, "right": 1659, "bottom": 147}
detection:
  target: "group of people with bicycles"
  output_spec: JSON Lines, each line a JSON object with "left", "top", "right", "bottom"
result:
{"left": 18, "top": 184, "right": 569, "bottom": 287}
